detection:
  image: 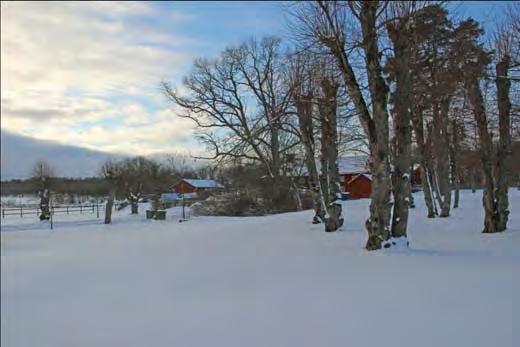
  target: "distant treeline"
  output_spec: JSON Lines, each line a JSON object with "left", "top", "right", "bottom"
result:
{"left": 1, "top": 177, "right": 111, "bottom": 197}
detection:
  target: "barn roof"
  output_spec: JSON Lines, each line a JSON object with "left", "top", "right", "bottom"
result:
{"left": 337, "top": 156, "right": 369, "bottom": 174}
{"left": 348, "top": 173, "right": 372, "bottom": 184}
{"left": 182, "top": 179, "right": 224, "bottom": 189}
{"left": 296, "top": 156, "right": 369, "bottom": 176}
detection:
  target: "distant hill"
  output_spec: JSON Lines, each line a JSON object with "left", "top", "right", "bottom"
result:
{"left": 1, "top": 131, "right": 124, "bottom": 180}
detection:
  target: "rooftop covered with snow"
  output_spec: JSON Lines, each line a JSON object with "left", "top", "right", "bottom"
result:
{"left": 297, "top": 156, "right": 369, "bottom": 177}
{"left": 181, "top": 179, "right": 224, "bottom": 189}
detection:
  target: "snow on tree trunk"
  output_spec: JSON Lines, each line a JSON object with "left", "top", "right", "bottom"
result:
{"left": 495, "top": 57, "right": 511, "bottom": 231}
{"left": 318, "top": 77, "right": 343, "bottom": 232}
{"left": 360, "top": 3, "right": 392, "bottom": 250}
{"left": 39, "top": 188, "right": 51, "bottom": 221}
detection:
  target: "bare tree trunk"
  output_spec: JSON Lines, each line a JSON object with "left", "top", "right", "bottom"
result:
{"left": 388, "top": 21, "right": 412, "bottom": 240}
{"left": 104, "top": 187, "right": 115, "bottom": 224}
{"left": 318, "top": 77, "right": 343, "bottom": 232}
{"left": 466, "top": 75, "right": 498, "bottom": 233}
{"left": 411, "top": 106, "right": 436, "bottom": 218}
{"left": 295, "top": 91, "right": 326, "bottom": 223}
{"left": 432, "top": 98, "right": 452, "bottom": 217}
{"left": 271, "top": 121, "right": 281, "bottom": 178}
{"left": 289, "top": 177, "right": 303, "bottom": 211}
{"left": 452, "top": 160, "right": 460, "bottom": 208}
{"left": 471, "top": 169, "right": 477, "bottom": 193}
{"left": 495, "top": 57, "right": 511, "bottom": 231}
{"left": 130, "top": 201, "right": 139, "bottom": 214}
{"left": 360, "top": 3, "right": 392, "bottom": 249}
{"left": 127, "top": 192, "right": 140, "bottom": 215}
{"left": 450, "top": 119, "right": 461, "bottom": 209}
{"left": 317, "top": 1, "right": 390, "bottom": 248}
{"left": 39, "top": 188, "right": 51, "bottom": 221}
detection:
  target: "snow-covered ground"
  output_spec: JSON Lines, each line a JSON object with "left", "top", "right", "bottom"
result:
{"left": 1, "top": 190, "right": 518, "bottom": 347}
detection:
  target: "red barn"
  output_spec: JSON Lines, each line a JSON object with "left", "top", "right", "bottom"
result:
{"left": 171, "top": 179, "right": 224, "bottom": 195}
{"left": 296, "top": 156, "right": 373, "bottom": 199}
{"left": 411, "top": 166, "right": 422, "bottom": 186}
{"left": 344, "top": 174, "right": 372, "bottom": 199}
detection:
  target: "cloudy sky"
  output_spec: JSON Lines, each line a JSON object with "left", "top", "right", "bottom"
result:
{"left": 0, "top": 1, "right": 507, "bottom": 159}
{"left": 1, "top": 1, "right": 287, "bottom": 157}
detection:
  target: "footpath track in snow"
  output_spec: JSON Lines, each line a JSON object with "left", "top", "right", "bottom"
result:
{"left": 1, "top": 190, "right": 518, "bottom": 347}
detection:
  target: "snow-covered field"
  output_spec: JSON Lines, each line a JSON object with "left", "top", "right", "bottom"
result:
{"left": 1, "top": 190, "right": 518, "bottom": 347}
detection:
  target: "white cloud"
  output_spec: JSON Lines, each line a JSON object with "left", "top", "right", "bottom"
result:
{"left": 1, "top": 1, "right": 203, "bottom": 155}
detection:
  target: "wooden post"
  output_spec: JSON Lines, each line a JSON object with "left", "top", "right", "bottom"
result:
{"left": 181, "top": 185, "right": 185, "bottom": 220}
{"left": 20, "top": 207, "right": 23, "bottom": 218}
{"left": 67, "top": 206, "right": 69, "bottom": 215}
{"left": 96, "top": 202, "right": 99, "bottom": 218}
{"left": 80, "top": 205, "right": 82, "bottom": 214}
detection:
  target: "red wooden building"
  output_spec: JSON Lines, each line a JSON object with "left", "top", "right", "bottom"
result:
{"left": 344, "top": 174, "right": 372, "bottom": 199}
{"left": 171, "top": 179, "right": 224, "bottom": 195}
{"left": 297, "top": 156, "right": 373, "bottom": 199}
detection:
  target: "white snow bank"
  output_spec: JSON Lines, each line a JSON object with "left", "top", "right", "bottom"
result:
{"left": 1, "top": 189, "right": 518, "bottom": 347}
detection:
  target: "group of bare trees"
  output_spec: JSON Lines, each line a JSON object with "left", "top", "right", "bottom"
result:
{"left": 164, "top": 1, "right": 517, "bottom": 249}
{"left": 164, "top": 1, "right": 519, "bottom": 250}
{"left": 100, "top": 155, "right": 216, "bottom": 224}
{"left": 163, "top": 35, "right": 352, "bottom": 231}
{"left": 293, "top": 1, "right": 517, "bottom": 247}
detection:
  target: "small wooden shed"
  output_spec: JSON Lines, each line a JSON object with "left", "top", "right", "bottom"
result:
{"left": 345, "top": 174, "right": 372, "bottom": 199}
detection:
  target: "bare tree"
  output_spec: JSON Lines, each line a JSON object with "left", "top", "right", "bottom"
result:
{"left": 163, "top": 37, "right": 298, "bottom": 180}
{"left": 118, "top": 157, "right": 156, "bottom": 215}
{"left": 456, "top": 18, "right": 499, "bottom": 233}
{"left": 318, "top": 73, "right": 344, "bottom": 232}
{"left": 100, "top": 160, "right": 119, "bottom": 224}
{"left": 291, "top": 55, "right": 327, "bottom": 223}
{"left": 292, "top": 1, "right": 413, "bottom": 249}
{"left": 32, "top": 160, "right": 55, "bottom": 221}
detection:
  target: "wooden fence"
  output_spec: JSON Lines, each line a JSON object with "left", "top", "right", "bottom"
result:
{"left": 1, "top": 203, "right": 122, "bottom": 219}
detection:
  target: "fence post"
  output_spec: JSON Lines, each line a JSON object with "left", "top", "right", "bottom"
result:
{"left": 2, "top": 208, "right": 4, "bottom": 219}
{"left": 80, "top": 205, "right": 82, "bottom": 214}
{"left": 67, "top": 206, "right": 69, "bottom": 215}
{"left": 20, "top": 207, "right": 23, "bottom": 218}
{"left": 96, "top": 202, "right": 99, "bottom": 218}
